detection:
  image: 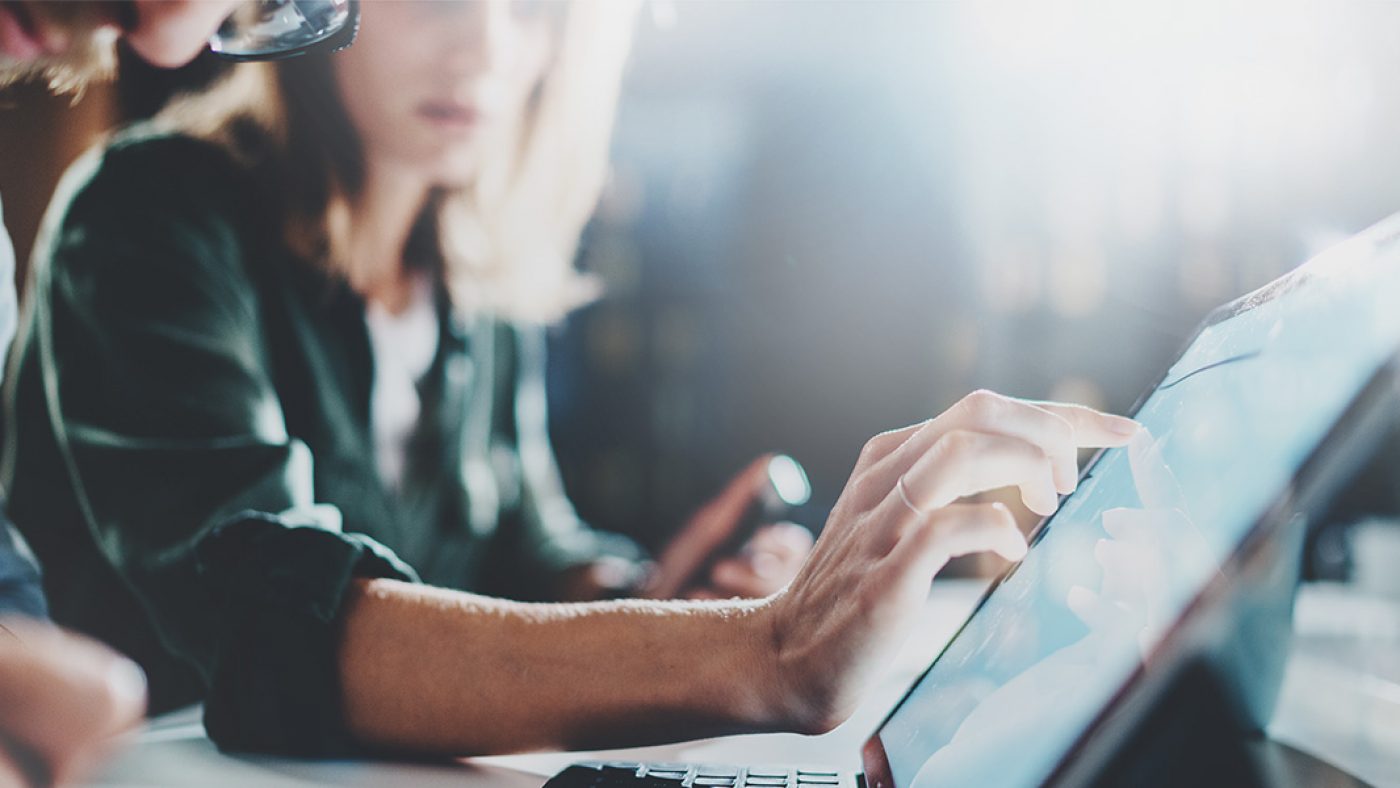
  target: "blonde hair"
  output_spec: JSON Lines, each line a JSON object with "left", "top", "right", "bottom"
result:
{"left": 0, "top": 3, "right": 116, "bottom": 94}
{"left": 158, "top": 0, "right": 640, "bottom": 323}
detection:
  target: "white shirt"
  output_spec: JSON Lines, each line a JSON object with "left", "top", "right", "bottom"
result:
{"left": 364, "top": 275, "right": 439, "bottom": 491}
{"left": 0, "top": 194, "right": 17, "bottom": 373}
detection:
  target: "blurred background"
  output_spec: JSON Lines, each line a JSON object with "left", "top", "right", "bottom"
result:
{"left": 4, "top": 0, "right": 1400, "bottom": 564}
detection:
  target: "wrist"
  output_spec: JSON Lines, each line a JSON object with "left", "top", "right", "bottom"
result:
{"left": 745, "top": 592, "right": 845, "bottom": 736}
{"left": 663, "top": 596, "right": 787, "bottom": 733}
{"left": 729, "top": 596, "right": 795, "bottom": 732}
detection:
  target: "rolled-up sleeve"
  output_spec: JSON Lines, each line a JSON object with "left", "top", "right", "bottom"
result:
{"left": 32, "top": 136, "right": 415, "bottom": 755}
{"left": 196, "top": 509, "right": 414, "bottom": 755}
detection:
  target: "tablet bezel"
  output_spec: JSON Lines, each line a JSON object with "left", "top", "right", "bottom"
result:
{"left": 860, "top": 258, "right": 1400, "bottom": 788}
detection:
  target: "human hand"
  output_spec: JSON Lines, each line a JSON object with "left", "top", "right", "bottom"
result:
{"left": 0, "top": 619, "right": 145, "bottom": 788}
{"left": 688, "top": 523, "right": 815, "bottom": 600}
{"left": 643, "top": 456, "right": 812, "bottom": 600}
{"left": 755, "top": 390, "right": 1139, "bottom": 733}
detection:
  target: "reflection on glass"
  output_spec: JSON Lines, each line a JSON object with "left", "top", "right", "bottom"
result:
{"left": 877, "top": 229, "right": 1400, "bottom": 788}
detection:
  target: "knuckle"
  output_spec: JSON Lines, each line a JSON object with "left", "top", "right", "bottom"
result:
{"left": 858, "top": 434, "right": 886, "bottom": 464}
{"left": 960, "top": 389, "right": 1001, "bottom": 420}
{"left": 1046, "top": 413, "right": 1076, "bottom": 445}
{"left": 1014, "top": 440, "right": 1050, "bottom": 473}
{"left": 1059, "top": 402, "right": 1091, "bottom": 421}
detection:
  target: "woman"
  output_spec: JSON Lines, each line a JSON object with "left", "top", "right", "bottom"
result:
{"left": 179, "top": 0, "right": 805, "bottom": 604}
{"left": 3, "top": 0, "right": 1137, "bottom": 758}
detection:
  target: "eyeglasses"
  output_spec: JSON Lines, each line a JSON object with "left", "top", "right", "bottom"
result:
{"left": 209, "top": 0, "right": 360, "bottom": 61}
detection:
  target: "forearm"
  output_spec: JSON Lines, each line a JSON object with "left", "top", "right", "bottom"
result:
{"left": 337, "top": 578, "right": 780, "bottom": 755}
{"left": 336, "top": 392, "right": 1139, "bottom": 757}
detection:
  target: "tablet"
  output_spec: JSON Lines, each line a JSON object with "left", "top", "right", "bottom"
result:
{"left": 862, "top": 214, "right": 1400, "bottom": 788}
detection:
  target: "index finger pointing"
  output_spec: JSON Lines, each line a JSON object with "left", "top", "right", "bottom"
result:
{"left": 1032, "top": 401, "right": 1139, "bottom": 447}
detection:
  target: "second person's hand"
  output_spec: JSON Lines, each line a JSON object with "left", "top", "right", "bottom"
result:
{"left": 644, "top": 456, "right": 813, "bottom": 600}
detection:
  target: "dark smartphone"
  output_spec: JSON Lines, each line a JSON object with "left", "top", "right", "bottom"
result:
{"left": 684, "top": 454, "right": 812, "bottom": 589}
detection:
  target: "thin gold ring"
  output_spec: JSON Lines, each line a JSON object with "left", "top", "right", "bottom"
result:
{"left": 896, "top": 475, "right": 923, "bottom": 516}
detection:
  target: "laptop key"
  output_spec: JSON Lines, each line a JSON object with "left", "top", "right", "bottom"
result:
{"left": 693, "top": 777, "right": 737, "bottom": 786}
{"left": 641, "top": 772, "right": 691, "bottom": 783}
{"left": 745, "top": 770, "right": 790, "bottom": 780}
{"left": 744, "top": 778, "right": 789, "bottom": 786}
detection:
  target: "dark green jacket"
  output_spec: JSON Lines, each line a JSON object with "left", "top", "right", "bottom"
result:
{"left": 2, "top": 130, "right": 637, "bottom": 755}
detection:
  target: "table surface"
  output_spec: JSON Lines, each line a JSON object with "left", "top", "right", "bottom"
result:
{"left": 88, "top": 581, "right": 1400, "bottom": 788}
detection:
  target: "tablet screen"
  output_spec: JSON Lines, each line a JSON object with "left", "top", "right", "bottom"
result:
{"left": 874, "top": 232, "right": 1400, "bottom": 788}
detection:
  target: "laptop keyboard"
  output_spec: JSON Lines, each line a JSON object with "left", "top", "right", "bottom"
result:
{"left": 545, "top": 761, "right": 854, "bottom": 788}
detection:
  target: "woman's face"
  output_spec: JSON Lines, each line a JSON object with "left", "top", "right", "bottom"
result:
{"left": 332, "top": 0, "right": 557, "bottom": 184}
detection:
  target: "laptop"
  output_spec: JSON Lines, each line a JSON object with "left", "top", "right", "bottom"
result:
{"left": 546, "top": 212, "right": 1400, "bottom": 788}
